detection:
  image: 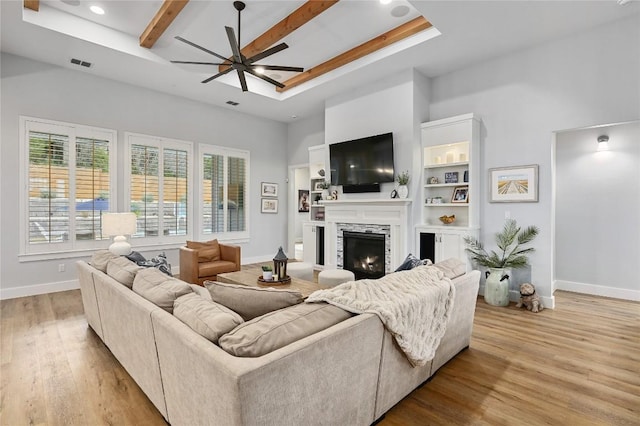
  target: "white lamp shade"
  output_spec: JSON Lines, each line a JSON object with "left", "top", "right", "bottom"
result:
{"left": 102, "top": 213, "right": 137, "bottom": 255}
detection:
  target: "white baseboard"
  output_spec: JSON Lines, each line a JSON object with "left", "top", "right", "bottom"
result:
{"left": 1, "top": 279, "right": 80, "bottom": 300}
{"left": 555, "top": 280, "right": 640, "bottom": 301}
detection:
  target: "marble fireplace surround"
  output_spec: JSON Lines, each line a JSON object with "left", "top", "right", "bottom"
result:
{"left": 322, "top": 199, "right": 412, "bottom": 272}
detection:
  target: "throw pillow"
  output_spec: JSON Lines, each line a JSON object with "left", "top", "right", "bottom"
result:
{"left": 90, "top": 250, "right": 118, "bottom": 273}
{"left": 186, "top": 240, "right": 221, "bottom": 262}
{"left": 395, "top": 253, "right": 431, "bottom": 272}
{"left": 219, "top": 302, "right": 352, "bottom": 357}
{"left": 431, "top": 257, "right": 466, "bottom": 280}
{"left": 106, "top": 256, "right": 143, "bottom": 288}
{"left": 173, "top": 293, "right": 244, "bottom": 343}
{"left": 125, "top": 251, "right": 146, "bottom": 264}
{"left": 132, "top": 268, "right": 193, "bottom": 313}
{"left": 204, "top": 281, "right": 303, "bottom": 321}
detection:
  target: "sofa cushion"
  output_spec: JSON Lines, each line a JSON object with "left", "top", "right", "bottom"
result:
{"left": 205, "top": 281, "right": 303, "bottom": 321}
{"left": 91, "top": 250, "right": 118, "bottom": 273}
{"left": 189, "top": 284, "right": 212, "bottom": 300}
{"left": 174, "top": 293, "right": 243, "bottom": 343}
{"left": 395, "top": 253, "right": 431, "bottom": 272}
{"left": 132, "top": 268, "right": 193, "bottom": 313}
{"left": 106, "top": 256, "right": 144, "bottom": 288}
{"left": 219, "top": 302, "right": 352, "bottom": 357}
{"left": 198, "top": 260, "right": 238, "bottom": 277}
{"left": 432, "top": 257, "right": 466, "bottom": 279}
{"left": 187, "top": 239, "right": 220, "bottom": 262}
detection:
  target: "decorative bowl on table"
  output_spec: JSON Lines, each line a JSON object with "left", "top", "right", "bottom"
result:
{"left": 439, "top": 214, "right": 456, "bottom": 225}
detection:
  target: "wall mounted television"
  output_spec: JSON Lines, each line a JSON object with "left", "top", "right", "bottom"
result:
{"left": 329, "top": 132, "right": 394, "bottom": 192}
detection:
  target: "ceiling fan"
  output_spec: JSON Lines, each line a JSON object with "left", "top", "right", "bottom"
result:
{"left": 171, "top": 1, "right": 304, "bottom": 92}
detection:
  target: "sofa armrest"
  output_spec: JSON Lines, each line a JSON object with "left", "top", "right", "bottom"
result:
{"left": 179, "top": 247, "right": 199, "bottom": 284}
{"left": 219, "top": 243, "right": 241, "bottom": 270}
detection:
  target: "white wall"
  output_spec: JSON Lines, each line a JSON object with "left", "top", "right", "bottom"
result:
{"left": 286, "top": 114, "right": 325, "bottom": 165}
{"left": 428, "top": 14, "right": 640, "bottom": 307}
{"left": 1, "top": 53, "right": 289, "bottom": 298}
{"left": 555, "top": 121, "right": 640, "bottom": 300}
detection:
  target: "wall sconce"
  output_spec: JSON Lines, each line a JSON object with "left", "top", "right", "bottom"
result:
{"left": 102, "top": 212, "right": 137, "bottom": 255}
{"left": 597, "top": 135, "right": 609, "bottom": 151}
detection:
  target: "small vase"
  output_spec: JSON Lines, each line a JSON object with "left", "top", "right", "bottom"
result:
{"left": 484, "top": 268, "right": 510, "bottom": 306}
{"left": 322, "top": 189, "right": 330, "bottom": 200}
{"left": 263, "top": 271, "right": 273, "bottom": 281}
{"left": 397, "top": 185, "right": 408, "bottom": 199}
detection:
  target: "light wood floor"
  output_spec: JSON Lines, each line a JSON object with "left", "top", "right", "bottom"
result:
{"left": 1, "top": 290, "right": 638, "bottom": 425}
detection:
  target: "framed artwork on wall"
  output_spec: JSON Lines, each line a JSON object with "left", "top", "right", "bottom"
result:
{"left": 489, "top": 164, "right": 539, "bottom": 203}
{"left": 261, "top": 182, "right": 278, "bottom": 197}
{"left": 298, "top": 190, "right": 310, "bottom": 212}
{"left": 261, "top": 198, "right": 278, "bottom": 213}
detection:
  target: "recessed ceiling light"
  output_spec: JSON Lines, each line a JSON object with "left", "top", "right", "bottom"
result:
{"left": 291, "top": 115, "right": 298, "bottom": 119}
{"left": 90, "top": 5, "right": 105, "bottom": 15}
{"left": 380, "top": 0, "right": 392, "bottom": 4}
{"left": 391, "top": 5, "right": 409, "bottom": 17}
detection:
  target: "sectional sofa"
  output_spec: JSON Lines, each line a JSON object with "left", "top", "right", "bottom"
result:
{"left": 76, "top": 253, "right": 480, "bottom": 426}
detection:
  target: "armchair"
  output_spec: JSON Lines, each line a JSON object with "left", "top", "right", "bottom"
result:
{"left": 179, "top": 240, "right": 241, "bottom": 286}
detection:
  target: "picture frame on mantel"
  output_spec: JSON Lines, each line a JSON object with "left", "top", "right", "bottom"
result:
{"left": 489, "top": 164, "right": 539, "bottom": 203}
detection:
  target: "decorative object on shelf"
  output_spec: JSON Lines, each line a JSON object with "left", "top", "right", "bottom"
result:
{"left": 446, "top": 152, "right": 454, "bottom": 163}
{"left": 314, "top": 194, "right": 322, "bottom": 204}
{"left": 489, "top": 164, "right": 539, "bottom": 203}
{"left": 396, "top": 170, "right": 410, "bottom": 199}
{"left": 515, "top": 282, "right": 543, "bottom": 313}
{"left": 391, "top": 189, "right": 398, "bottom": 199}
{"left": 298, "top": 190, "right": 310, "bottom": 212}
{"left": 428, "top": 176, "right": 439, "bottom": 184}
{"left": 445, "top": 172, "right": 459, "bottom": 183}
{"left": 102, "top": 212, "right": 137, "bottom": 255}
{"left": 261, "top": 182, "right": 278, "bottom": 197}
{"left": 451, "top": 186, "right": 469, "bottom": 203}
{"left": 439, "top": 214, "right": 456, "bottom": 224}
{"left": 261, "top": 198, "right": 278, "bottom": 213}
{"left": 331, "top": 190, "right": 339, "bottom": 200}
{"left": 463, "top": 170, "right": 469, "bottom": 183}
{"left": 459, "top": 153, "right": 467, "bottom": 162}
{"left": 464, "top": 219, "right": 539, "bottom": 306}
{"left": 273, "top": 246, "right": 288, "bottom": 281}
{"left": 318, "top": 168, "right": 325, "bottom": 177}
{"left": 315, "top": 180, "right": 331, "bottom": 199}
{"left": 261, "top": 265, "right": 273, "bottom": 281}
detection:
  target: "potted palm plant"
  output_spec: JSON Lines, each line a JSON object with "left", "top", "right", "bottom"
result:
{"left": 464, "top": 219, "right": 539, "bottom": 306}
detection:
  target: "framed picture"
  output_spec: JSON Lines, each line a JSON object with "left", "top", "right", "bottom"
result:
{"left": 298, "top": 190, "right": 310, "bottom": 212}
{"left": 451, "top": 186, "right": 469, "bottom": 203}
{"left": 445, "top": 172, "right": 459, "bottom": 183}
{"left": 261, "top": 182, "right": 278, "bottom": 197}
{"left": 261, "top": 198, "right": 278, "bottom": 213}
{"left": 489, "top": 164, "right": 539, "bottom": 203}
{"left": 313, "top": 181, "right": 325, "bottom": 191}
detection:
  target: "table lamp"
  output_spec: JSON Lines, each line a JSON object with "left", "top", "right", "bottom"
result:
{"left": 102, "top": 212, "right": 137, "bottom": 255}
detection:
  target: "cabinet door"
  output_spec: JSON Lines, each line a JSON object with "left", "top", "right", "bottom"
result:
{"left": 439, "top": 232, "right": 462, "bottom": 262}
{"left": 302, "top": 224, "right": 316, "bottom": 264}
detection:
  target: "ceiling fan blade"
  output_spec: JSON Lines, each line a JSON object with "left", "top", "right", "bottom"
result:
{"left": 246, "top": 43, "right": 288, "bottom": 64}
{"left": 201, "top": 66, "right": 234, "bottom": 84}
{"left": 171, "top": 61, "right": 231, "bottom": 66}
{"left": 255, "top": 65, "right": 304, "bottom": 73}
{"left": 225, "top": 26, "right": 243, "bottom": 62}
{"left": 175, "top": 36, "right": 229, "bottom": 62}
{"left": 246, "top": 68, "right": 285, "bottom": 89}
{"left": 236, "top": 69, "right": 249, "bottom": 92}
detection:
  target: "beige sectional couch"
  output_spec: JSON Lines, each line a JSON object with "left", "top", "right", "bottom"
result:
{"left": 76, "top": 256, "right": 480, "bottom": 426}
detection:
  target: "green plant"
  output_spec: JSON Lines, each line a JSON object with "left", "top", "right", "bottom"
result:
{"left": 261, "top": 265, "right": 272, "bottom": 272}
{"left": 318, "top": 180, "right": 331, "bottom": 190}
{"left": 396, "top": 170, "right": 410, "bottom": 185}
{"left": 464, "top": 219, "right": 539, "bottom": 269}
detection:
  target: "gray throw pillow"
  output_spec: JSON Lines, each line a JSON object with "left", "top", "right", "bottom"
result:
{"left": 173, "top": 293, "right": 244, "bottom": 343}
{"left": 395, "top": 253, "right": 431, "bottom": 272}
{"left": 204, "top": 281, "right": 303, "bottom": 321}
{"left": 219, "top": 302, "right": 352, "bottom": 357}
{"left": 106, "top": 256, "right": 143, "bottom": 288}
{"left": 133, "top": 268, "right": 193, "bottom": 313}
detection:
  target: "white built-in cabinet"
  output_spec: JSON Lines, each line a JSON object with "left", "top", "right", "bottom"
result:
{"left": 417, "top": 113, "right": 481, "bottom": 270}
{"left": 303, "top": 145, "right": 326, "bottom": 269}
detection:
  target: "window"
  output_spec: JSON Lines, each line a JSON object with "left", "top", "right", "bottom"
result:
{"left": 20, "top": 117, "right": 116, "bottom": 255}
{"left": 125, "top": 133, "right": 192, "bottom": 241}
{"left": 200, "top": 145, "right": 249, "bottom": 239}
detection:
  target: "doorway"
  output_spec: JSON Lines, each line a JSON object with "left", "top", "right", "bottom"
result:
{"left": 287, "top": 164, "right": 310, "bottom": 260}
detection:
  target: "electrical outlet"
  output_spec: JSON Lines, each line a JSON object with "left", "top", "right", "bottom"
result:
{"left": 58, "top": 263, "right": 65, "bottom": 272}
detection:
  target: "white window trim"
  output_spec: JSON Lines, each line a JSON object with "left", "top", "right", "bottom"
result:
{"left": 19, "top": 116, "right": 117, "bottom": 260}
{"left": 124, "top": 132, "right": 194, "bottom": 246}
{"left": 198, "top": 143, "right": 250, "bottom": 242}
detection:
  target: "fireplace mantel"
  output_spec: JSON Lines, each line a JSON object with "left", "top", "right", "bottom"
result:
{"left": 322, "top": 199, "right": 412, "bottom": 271}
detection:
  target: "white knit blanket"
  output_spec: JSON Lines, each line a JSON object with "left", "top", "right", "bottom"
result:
{"left": 306, "top": 266, "right": 455, "bottom": 367}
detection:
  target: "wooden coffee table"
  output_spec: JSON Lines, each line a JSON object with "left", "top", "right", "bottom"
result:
{"left": 217, "top": 265, "right": 328, "bottom": 298}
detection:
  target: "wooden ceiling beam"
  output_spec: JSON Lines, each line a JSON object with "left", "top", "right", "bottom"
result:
{"left": 24, "top": 0, "right": 39, "bottom": 11}
{"left": 219, "top": 0, "right": 339, "bottom": 73}
{"left": 140, "top": 0, "right": 189, "bottom": 49}
{"left": 277, "top": 16, "right": 432, "bottom": 93}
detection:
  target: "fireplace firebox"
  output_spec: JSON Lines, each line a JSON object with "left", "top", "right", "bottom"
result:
{"left": 343, "top": 231, "right": 386, "bottom": 279}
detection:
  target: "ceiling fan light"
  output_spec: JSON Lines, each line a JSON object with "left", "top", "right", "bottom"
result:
{"left": 254, "top": 66, "right": 265, "bottom": 74}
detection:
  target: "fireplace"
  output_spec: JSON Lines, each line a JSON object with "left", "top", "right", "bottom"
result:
{"left": 343, "top": 231, "right": 386, "bottom": 279}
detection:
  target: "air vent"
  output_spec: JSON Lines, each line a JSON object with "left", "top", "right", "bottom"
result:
{"left": 226, "top": 101, "right": 239, "bottom": 106}
{"left": 70, "top": 58, "right": 92, "bottom": 68}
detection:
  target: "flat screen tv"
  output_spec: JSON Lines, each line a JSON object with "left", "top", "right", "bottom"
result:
{"left": 329, "top": 132, "right": 394, "bottom": 188}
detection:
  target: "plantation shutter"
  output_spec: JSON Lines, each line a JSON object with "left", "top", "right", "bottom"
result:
{"left": 227, "top": 156, "right": 246, "bottom": 232}
{"left": 130, "top": 144, "right": 160, "bottom": 237}
{"left": 75, "top": 137, "right": 110, "bottom": 240}
{"left": 203, "top": 153, "right": 224, "bottom": 234}
{"left": 163, "top": 148, "right": 188, "bottom": 236}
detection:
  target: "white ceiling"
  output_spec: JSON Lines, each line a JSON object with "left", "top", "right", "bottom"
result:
{"left": 1, "top": 0, "right": 638, "bottom": 123}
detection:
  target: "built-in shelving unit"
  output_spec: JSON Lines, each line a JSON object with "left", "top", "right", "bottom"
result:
{"left": 304, "top": 144, "right": 327, "bottom": 268}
